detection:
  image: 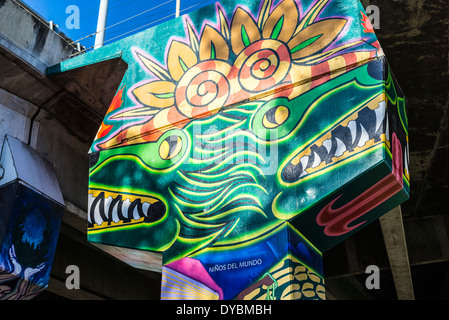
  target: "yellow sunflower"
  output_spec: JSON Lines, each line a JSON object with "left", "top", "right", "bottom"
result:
{"left": 105, "top": 0, "right": 377, "bottom": 148}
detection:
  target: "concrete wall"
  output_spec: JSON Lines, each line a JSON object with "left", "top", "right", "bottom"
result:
{"left": 0, "top": 88, "right": 36, "bottom": 147}
{"left": 0, "top": 0, "right": 91, "bottom": 211}
{"left": 0, "top": 90, "right": 89, "bottom": 211}
{"left": 31, "top": 109, "right": 90, "bottom": 211}
{"left": 0, "top": 0, "right": 76, "bottom": 73}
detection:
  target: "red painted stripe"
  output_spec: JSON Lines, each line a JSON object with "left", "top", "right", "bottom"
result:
{"left": 310, "top": 61, "right": 331, "bottom": 89}
{"left": 342, "top": 52, "right": 358, "bottom": 69}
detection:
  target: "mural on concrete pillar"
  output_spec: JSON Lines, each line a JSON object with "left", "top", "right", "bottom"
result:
{"left": 0, "top": 183, "right": 63, "bottom": 300}
{"left": 86, "top": 0, "right": 409, "bottom": 300}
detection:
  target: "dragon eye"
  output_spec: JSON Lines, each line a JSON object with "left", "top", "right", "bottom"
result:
{"left": 262, "top": 105, "right": 290, "bottom": 129}
{"left": 159, "top": 136, "right": 183, "bottom": 160}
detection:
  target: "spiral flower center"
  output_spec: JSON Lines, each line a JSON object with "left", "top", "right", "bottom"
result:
{"left": 235, "top": 39, "right": 292, "bottom": 93}
{"left": 175, "top": 60, "right": 232, "bottom": 119}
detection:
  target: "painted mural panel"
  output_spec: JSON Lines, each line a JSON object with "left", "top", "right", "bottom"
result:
{"left": 0, "top": 182, "right": 63, "bottom": 300}
{"left": 0, "top": 135, "right": 64, "bottom": 300}
{"left": 75, "top": 0, "right": 409, "bottom": 300}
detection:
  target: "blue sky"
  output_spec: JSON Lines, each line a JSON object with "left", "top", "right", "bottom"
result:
{"left": 21, "top": 0, "right": 217, "bottom": 51}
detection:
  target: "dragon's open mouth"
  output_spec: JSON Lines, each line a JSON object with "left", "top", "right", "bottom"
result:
{"left": 281, "top": 94, "right": 387, "bottom": 184}
{"left": 88, "top": 190, "right": 166, "bottom": 229}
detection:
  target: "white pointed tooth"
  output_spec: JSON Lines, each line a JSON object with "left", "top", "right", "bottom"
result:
{"left": 322, "top": 139, "right": 332, "bottom": 153}
{"left": 142, "top": 202, "right": 151, "bottom": 217}
{"left": 375, "top": 101, "right": 386, "bottom": 132}
{"left": 405, "top": 144, "right": 410, "bottom": 174}
{"left": 103, "top": 196, "right": 113, "bottom": 220}
{"left": 88, "top": 194, "right": 95, "bottom": 206}
{"left": 385, "top": 117, "right": 390, "bottom": 141}
{"left": 88, "top": 194, "right": 95, "bottom": 224}
{"left": 358, "top": 124, "right": 369, "bottom": 147}
{"left": 121, "top": 199, "right": 131, "bottom": 219}
{"left": 407, "top": 144, "right": 410, "bottom": 164}
{"left": 347, "top": 120, "right": 357, "bottom": 145}
{"left": 111, "top": 201, "right": 120, "bottom": 223}
{"left": 132, "top": 205, "right": 140, "bottom": 220}
{"left": 334, "top": 137, "right": 346, "bottom": 157}
{"left": 299, "top": 156, "right": 308, "bottom": 169}
{"left": 93, "top": 199, "right": 103, "bottom": 225}
{"left": 311, "top": 151, "right": 321, "bottom": 168}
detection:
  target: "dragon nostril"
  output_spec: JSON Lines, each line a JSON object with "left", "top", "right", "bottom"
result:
{"left": 367, "top": 59, "right": 383, "bottom": 81}
{"left": 145, "top": 201, "right": 166, "bottom": 223}
{"left": 89, "top": 151, "right": 100, "bottom": 168}
{"left": 282, "top": 162, "right": 304, "bottom": 183}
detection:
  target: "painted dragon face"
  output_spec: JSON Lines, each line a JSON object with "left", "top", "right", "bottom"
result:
{"left": 85, "top": 0, "right": 408, "bottom": 299}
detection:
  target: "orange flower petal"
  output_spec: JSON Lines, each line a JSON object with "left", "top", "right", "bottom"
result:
{"left": 288, "top": 19, "right": 347, "bottom": 60}
{"left": 199, "top": 25, "right": 230, "bottom": 61}
{"left": 132, "top": 80, "right": 176, "bottom": 109}
{"left": 167, "top": 40, "right": 198, "bottom": 81}
{"left": 262, "top": 0, "right": 298, "bottom": 43}
{"left": 230, "top": 8, "right": 261, "bottom": 56}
